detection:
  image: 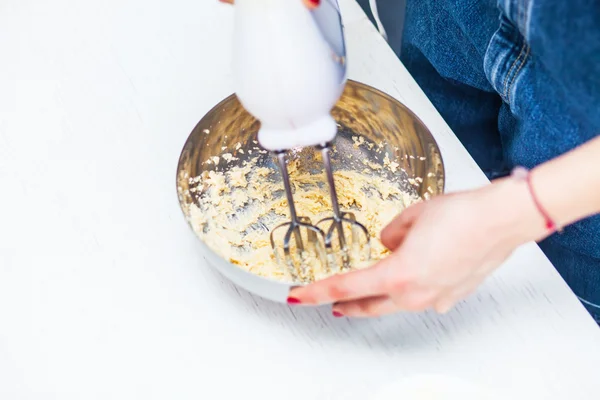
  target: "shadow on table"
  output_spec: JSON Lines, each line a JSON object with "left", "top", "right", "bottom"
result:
{"left": 204, "top": 265, "right": 531, "bottom": 353}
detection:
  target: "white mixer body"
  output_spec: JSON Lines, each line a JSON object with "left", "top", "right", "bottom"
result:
{"left": 233, "top": 0, "right": 347, "bottom": 151}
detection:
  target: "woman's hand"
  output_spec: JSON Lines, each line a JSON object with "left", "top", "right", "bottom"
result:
{"left": 288, "top": 177, "right": 550, "bottom": 317}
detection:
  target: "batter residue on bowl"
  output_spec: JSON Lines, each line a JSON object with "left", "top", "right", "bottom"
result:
{"left": 183, "top": 141, "right": 421, "bottom": 284}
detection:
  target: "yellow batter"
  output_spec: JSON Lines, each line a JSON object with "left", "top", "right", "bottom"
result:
{"left": 186, "top": 145, "right": 421, "bottom": 284}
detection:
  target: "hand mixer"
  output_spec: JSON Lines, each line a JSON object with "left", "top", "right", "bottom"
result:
{"left": 232, "top": 0, "right": 370, "bottom": 281}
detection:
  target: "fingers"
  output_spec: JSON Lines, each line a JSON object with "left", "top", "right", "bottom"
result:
{"left": 332, "top": 296, "right": 397, "bottom": 318}
{"left": 333, "top": 288, "right": 439, "bottom": 317}
{"left": 433, "top": 275, "right": 484, "bottom": 314}
{"left": 434, "top": 297, "right": 459, "bottom": 314}
{"left": 330, "top": 280, "right": 479, "bottom": 318}
{"left": 288, "top": 193, "right": 424, "bottom": 308}
{"left": 289, "top": 216, "right": 422, "bottom": 306}
{"left": 434, "top": 291, "right": 470, "bottom": 314}
{"left": 290, "top": 242, "right": 430, "bottom": 311}
{"left": 292, "top": 247, "right": 487, "bottom": 317}
{"left": 303, "top": 0, "right": 321, "bottom": 8}
{"left": 380, "top": 202, "right": 425, "bottom": 250}
{"left": 219, "top": 0, "right": 234, "bottom": 4}
{"left": 288, "top": 263, "right": 390, "bottom": 305}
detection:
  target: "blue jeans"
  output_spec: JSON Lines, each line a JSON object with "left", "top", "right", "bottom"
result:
{"left": 358, "top": 0, "right": 600, "bottom": 322}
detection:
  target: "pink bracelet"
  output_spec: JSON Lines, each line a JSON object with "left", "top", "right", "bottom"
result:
{"left": 511, "top": 166, "right": 559, "bottom": 233}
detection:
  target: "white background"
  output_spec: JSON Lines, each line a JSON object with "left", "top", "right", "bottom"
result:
{"left": 1, "top": 1, "right": 599, "bottom": 399}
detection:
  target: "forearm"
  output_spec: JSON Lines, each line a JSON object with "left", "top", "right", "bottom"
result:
{"left": 486, "top": 136, "right": 600, "bottom": 244}
{"left": 532, "top": 135, "right": 600, "bottom": 229}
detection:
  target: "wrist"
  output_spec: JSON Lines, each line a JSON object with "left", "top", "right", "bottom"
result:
{"left": 483, "top": 175, "right": 553, "bottom": 245}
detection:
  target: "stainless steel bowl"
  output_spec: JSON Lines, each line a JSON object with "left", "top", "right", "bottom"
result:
{"left": 176, "top": 80, "right": 445, "bottom": 302}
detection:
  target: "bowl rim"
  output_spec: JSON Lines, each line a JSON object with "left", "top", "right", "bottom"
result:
{"left": 344, "top": 80, "right": 446, "bottom": 194}
{"left": 175, "top": 79, "right": 446, "bottom": 292}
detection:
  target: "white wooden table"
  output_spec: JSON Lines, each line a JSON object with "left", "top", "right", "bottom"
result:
{"left": 1, "top": 1, "right": 599, "bottom": 399}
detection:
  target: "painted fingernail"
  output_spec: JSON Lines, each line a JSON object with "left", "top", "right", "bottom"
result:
{"left": 287, "top": 297, "right": 301, "bottom": 304}
{"left": 332, "top": 310, "right": 344, "bottom": 318}
{"left": 304, "top": 0, "right": 320, "bottom": 9}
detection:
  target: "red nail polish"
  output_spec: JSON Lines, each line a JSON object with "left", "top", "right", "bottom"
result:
{"left": 332, "top": 311, "right": 344, "bottom": 318}
{"left": 305, "top": 0, "right": 320, "bottom": 8}
{"left": 287, "top": 297, "right": 301, "bottom": 304}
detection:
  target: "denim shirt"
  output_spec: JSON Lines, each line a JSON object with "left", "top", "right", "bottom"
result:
{"left": 371, "top": 0, "right": 600, "bottom": 161}
{"left": 498, "top": 0, "right": 600, "bottom": 128}
{"left": 359, "top": 0, "right": 600, "bottom": 320}
{"left": 485, "top": 0, "right": 600, "bottom": 320}
{"left": 486, "top": 0, "right": 599, "bottom": 160}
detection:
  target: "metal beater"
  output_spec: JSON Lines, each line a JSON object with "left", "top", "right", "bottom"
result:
{"left": 270, "top": 151, "right": 328, "bottom": 282}
{"left": 316, "top": 143, "right": 370, "bottom": 270}
{"left": 232, "top": 0, "right": 370, "bottom": 280}
{"left": 270, "top": 144, "right": 371, "bottom": 281}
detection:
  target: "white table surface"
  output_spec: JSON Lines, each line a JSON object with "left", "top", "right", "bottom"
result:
{"left": 1, "top": 1, "right": 599, "bottom": 399}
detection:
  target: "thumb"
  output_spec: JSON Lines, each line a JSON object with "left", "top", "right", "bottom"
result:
{"left": 380, "top": 201, "right": 425, "bottom": 250}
